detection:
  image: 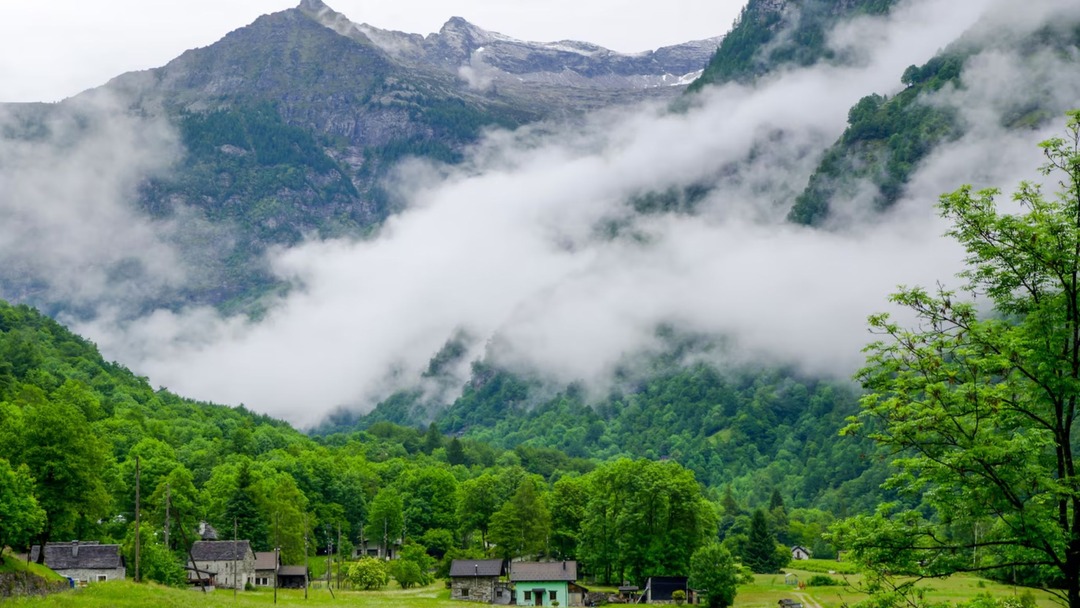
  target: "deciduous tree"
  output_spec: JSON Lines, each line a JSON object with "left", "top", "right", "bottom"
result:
{"left": 838, "top": 111, "right": 1080, "bottom": 608}
{"left": 689, "top": 542, "right": 737, "bottom": 608}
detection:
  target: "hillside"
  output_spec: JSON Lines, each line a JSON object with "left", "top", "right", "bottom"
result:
{"left": 788, "top": 8, "right": 1080, "bottom": 224}
{"left": 686, "top": 0, "right": 898, "bottom": 92}
{"left": 1, "top": 298, "right": 836, "bottom": 587}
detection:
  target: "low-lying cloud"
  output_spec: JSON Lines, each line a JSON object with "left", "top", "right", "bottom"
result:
{"left": 5, "top": 0, "right": 1076, "bottom": 427}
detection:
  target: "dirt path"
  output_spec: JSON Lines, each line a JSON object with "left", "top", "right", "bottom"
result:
{"left": 795, "top": 591, "right": 824, "bottom": 608}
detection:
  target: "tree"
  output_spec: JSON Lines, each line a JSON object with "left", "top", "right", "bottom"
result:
{"left": 8, "top": 387, "right": 113, "bottom": 554}
{"left": 743, "top": 509, "right": 785, "bottom": 573}
{"left": 458, "top": 473, "right": 501, "bottom": 547}
{"left": 365, "top": 488, "right": 404, "bottom": 557}
{"left": 838, "top": 111, "right": 1080, "bottom": 608}
{"left": 488, "top": 476, "right": 550, "bottom": 560}
{"left": 689, "top": 542, "right": 738, "bottom": 608}
{"left": 222, "top": 461, "right": 268, "bottom": 550}
{"left": 0, "top": 458, "right": 45, "bottom": 557}
{"left": 345, "top": 556, "right": 389, "bottom": 590}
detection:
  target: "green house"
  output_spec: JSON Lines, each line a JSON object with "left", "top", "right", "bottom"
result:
{"left": 509, "top": 561, "right": 583, "bottom": 606}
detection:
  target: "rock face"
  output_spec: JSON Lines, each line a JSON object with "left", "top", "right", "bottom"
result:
{"left": 298, "top": 0, "right": 720, "bottom": 112}
{"left": 0, "top": 570, "right": 68, "bottom": 599}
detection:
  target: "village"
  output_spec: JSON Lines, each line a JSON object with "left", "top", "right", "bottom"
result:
{"left": 15, "top": 530, "right": 824, "bottom": 607}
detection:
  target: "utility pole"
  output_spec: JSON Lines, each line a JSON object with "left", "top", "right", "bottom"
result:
{"left": 326, "top": 532, "right": 335, "bottom": 599}
{"left": 336, "top": 525, "right": 342, "bottom": 590}
{"left": 383, "top": 518, "right": 388, "bottom": 560}
{"left": 233, "top": 517, "right": 238, "bottom": 599}
{"left": 304, "top": 515, "right": 309, "bottom": 600}
{"left": 135, "top": 456, "right": 141, "bottom": 583}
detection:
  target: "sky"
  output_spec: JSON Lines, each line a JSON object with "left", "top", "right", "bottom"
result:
{"left": 2, "top": 0, "right": 1079, "bottom": 428}
{"left": 0, "top": 0, "right": 745, "bottom": 103}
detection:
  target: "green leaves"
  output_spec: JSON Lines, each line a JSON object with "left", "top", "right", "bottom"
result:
{"left": 844, "top": 112, "right": 1080, "bottom": 606}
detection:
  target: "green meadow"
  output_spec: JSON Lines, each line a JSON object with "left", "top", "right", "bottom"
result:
{"left": 4, "top": 574, "right": 1063, "bottom": 608}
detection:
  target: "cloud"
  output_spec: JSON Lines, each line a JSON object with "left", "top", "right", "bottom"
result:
{"left": 0, "top": 91, "right": 188, "bottom": 313}
{"left": 50, "top": 0, "right": 1080, "bottom": 428}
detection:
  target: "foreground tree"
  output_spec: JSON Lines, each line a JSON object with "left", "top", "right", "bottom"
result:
{"left": 689, "top": 542, "right": 737, "bottom": 608}
{"left": 838, "top": 111, "right": 1080, "bottom": 607}
{"left": 0, "top": 458, "right": 45, "bottom": 557}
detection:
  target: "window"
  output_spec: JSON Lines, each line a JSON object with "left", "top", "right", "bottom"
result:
{"left": 461, "top": 588, "right": 470, "bottom": 597}
{"left": 496, "top": 590, "right": 504, "bottom": 598}
{"left": 524, "top": 591, "right": 532, "bottom": 601}
{"left": 96, "top": 575, "right": 107, "bottom": 582}
{"left": 550, "top": 591, "right": 558, "bottom": 601}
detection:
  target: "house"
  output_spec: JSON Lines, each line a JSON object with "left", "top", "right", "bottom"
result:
{"left": 449, "top": 559, "right": 508, "bottom": 603}
{"left": 351, "top": 539, "right": 402, "bottom": 560}
{"left": 253, "top": 551, "right": 278, "bottom": 587}
{"left": 509, "top": 561, "right": 586, "bottom": 607}
{"left": 644, "top": 576, "right": 696, "bottom": 604}
{"left": 277, "top": 565, "right": 309, "bottom": 589}
{"left": 791, "top": 546, "right": 811, "bottom": 560}
{"left": 188, "top": 540, "right": 256, "bottom": 589}
{"left": 30, "top": 541, "right": 125, "bottom": 584}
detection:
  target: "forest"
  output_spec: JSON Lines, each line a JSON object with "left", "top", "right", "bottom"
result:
{"left": 0, "top": 299, "right": 829, "bottom": 591}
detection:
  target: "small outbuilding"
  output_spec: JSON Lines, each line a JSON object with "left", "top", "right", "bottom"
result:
{"left": 644, "top": 576, "right": 695, "bottom": 604}
{"left": 277, "top": 565, "right": 309, "bottom": 589}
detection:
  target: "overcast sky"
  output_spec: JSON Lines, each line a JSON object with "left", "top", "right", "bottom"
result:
{"left": 0, "top": 0, "right": 745, "bottom": 103}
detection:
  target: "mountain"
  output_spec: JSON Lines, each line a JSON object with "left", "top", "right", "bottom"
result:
{"left": 789, "top": 11, "right": 1080, "bottom": 224}
{"left": 304, "top": 2, "right": 720, "bottom": 113}
{"left": 0, "top": 1, "right": 719, "bottom": 314}
{"left": 687, "top": 0, "right": 897, "bottom": 91}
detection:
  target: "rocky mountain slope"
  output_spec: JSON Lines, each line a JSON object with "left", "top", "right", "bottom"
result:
{"left": 0, "top": 1, "right": 721, "bottom": 314}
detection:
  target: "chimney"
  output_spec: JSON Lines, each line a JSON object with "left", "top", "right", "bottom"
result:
{"left": 562, "top": 561, "right": 566, "bottom": 570}
{"left": 71, "top": 541, "right": 79, "bottom": 558}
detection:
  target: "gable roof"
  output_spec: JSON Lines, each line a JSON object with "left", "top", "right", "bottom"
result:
{"left": 254, "top": 551, "right": 279, "bottom": 571}
{"left": 30, "top": 542, "right": 122, "bottom": 570}
{"left": 509, "top": 561, "right": 577, "bottom": 582}
{"left": 190, "top": 540, "right": 254, "bottom": 562}
{"left": 278, "top": 565, "right": 309, "bottom": 577}
{"left": 449, "top": 559, "right": 505, "bottom": 577}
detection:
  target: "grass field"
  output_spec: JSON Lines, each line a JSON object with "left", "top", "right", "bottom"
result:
{"left": 2, "top": 570, "right": 1065, "bottom": 608}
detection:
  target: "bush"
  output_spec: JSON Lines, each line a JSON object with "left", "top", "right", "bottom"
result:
{"left": 345, "top": 557, "right": 389, "bottom": 590}
{"left": 806, "top": 574, "right": 840, "bottom": 587}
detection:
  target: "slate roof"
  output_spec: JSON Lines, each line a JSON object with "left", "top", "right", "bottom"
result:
{"left": 190, "top": 540, "right": 254, "bottom": 562}
{"left": 278, "top": 566, "right": 309, "bottom": 577}
{"left": 449, "top": 559, "right": 505, "bottom": 577}
{"left": 254, "top": 551, "right": 279, "bottom": 571}
{"left": 30, "top": 542, "right": 122, "bottom": 570}
{"left": 509, "top": 561, "right": 577, "bottom": 582}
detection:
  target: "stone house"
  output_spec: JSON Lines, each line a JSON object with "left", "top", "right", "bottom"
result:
{"left": 253, "top": 551, "right": 278, "bottom": 587}
{"left": 510, "top": 561, "right": 586, "bottom": 606}
{"left": 188, "top": 540, "right": 256, "bottom": 589}
{"left": 449, "top": 559, "right": 507, "bottom": 603}
{"left": 30, "top": 541, "right": 125, "bottom": 584}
